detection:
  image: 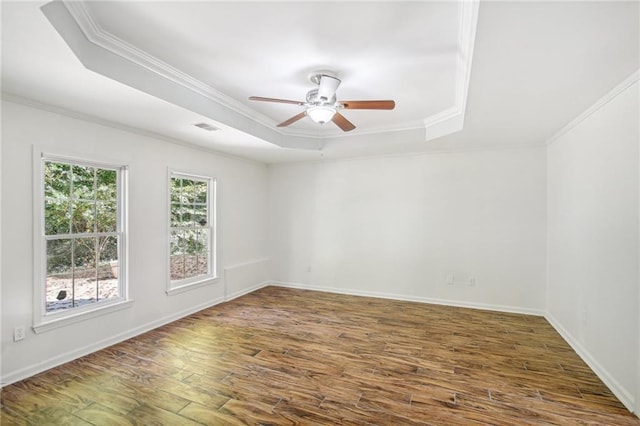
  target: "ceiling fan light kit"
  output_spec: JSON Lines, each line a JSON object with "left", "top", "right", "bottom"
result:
{"left": 307, "top": 105, "right": 336, "bottom": 124}
{"left": 249, "top": 70, "right": 395, "bottom": 132}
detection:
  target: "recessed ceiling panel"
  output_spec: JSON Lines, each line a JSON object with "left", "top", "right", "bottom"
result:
{"left": 86, "top": 1, "right": 460, "bottom": 133}
{"left": 39, "top": 0, "right": 475, "bottom": 143}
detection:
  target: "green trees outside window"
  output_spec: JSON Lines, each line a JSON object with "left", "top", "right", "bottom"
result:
{"left": 43, "top": 161, "right": 121, "bottom": 312}
{"left": 169, "top": 175, "right": 212, "bottom": 283}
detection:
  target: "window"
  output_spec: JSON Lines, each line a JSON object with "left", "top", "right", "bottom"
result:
{"left": 34, "top": 153, "right": 129, "bottom": 332}
{"left": 168, "top": 172, "right": 216, "bottom": 293}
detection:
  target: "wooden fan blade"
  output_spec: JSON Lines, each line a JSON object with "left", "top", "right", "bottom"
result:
{"left": 249, "top": 96, "right": 305, "bottom": 106}
{"left": 332, "top": 112, "right": 356, "bottom": 132}
{"left": 277, "top": 111, "right": 307, "bottom": 127}
{"left": 340, "top": 100, "right": 395, "bottom": 110}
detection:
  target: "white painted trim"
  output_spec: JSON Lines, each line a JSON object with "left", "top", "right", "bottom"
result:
{"left": 165, "top": 277, "right": 220, "bottom": 297}
{"left": 165, "top": 170, "right": 218, "bottom": 294}
{"left": 0, "top": 67, "right": 3, "bottom": 388}
{"left": 546, "top": 69, "right": 640, "bottom": 146}
{"left": 222, "top": 258, "right": 269, "bottom": 300}
{"left": 422, "top": 0, "right": 479, "bottom": 141}
{"left": 320, "top": 121, "right": 426, "bottom": 140}
{"left": 224, "top": 257, "right": 269, "bottom": 272}
{"left": 226, "top": 281, "right": 270, "bottom": 302}
{"left": 269, "top": 281, "right": 545, "bottom": 317}
{"left": 268, "top": 282, "right": 638, "bottom": 413}
{"left": 61, "top": 0, "right": 279, "bottom": 134}
{"left": 1, "top": 94, "right": 268, "bottom": 167}
{"left": 545, "top": 312, "right": 635, "bottom": 413}
{"left": 0, "top": 294, "right": 229, "bottom": 387}
{"left": 33, "top": 299, "right": 134, "bottom": 334}
{"left": 637, "top": 105, "right": 640, "bottom": 416}
{"left": 58, "top": 0, "right": 477, "bottom": 141}
{"left": 32, "top": 148, "right": 131, "bottom": 332}
{"left": 268, "top": 142, "right": 546, "bottom": 169}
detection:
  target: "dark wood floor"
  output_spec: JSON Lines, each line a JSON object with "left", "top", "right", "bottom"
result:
{"left": 1, "top": 286, "right": 638, "bottom": 425}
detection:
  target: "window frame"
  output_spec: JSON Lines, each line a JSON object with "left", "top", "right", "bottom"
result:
{"left": 33, "top": 150, "right": 131, "bottom": 333}
{"left": 166, "top": 170, "right": 217, "bottom": 295}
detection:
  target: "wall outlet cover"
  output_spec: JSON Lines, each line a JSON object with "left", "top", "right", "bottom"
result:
{"left": 14, "top": 326, "right": 25, "bottom": 342}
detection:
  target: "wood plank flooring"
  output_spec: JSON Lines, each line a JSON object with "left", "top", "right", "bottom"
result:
{"left": 2, "top": 286, "right": 638, "bottom": 425}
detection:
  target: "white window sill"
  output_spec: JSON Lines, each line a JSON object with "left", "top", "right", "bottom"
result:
{"left": 33, "top": 299, "right": 134, "bottom": 334}
{"left": 166, "top": 276, "right": 219, "bottom": 296}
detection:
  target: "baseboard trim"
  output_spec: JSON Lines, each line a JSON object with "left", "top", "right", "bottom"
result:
{"left": 270, "top": 281, "right": 545, "bottom": 317}
{"left": 9, "top": 278, "right": 632, "bottom": 419}
{"left": 2, "top": 291, "right": 234, "bottom": 387}
{"left": 225, "top": 281, "right": 270, "bottom": 301}
{"left": 545, "top": 312, "right": 635, "bottom": 413}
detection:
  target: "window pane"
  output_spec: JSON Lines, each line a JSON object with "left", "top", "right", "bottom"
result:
{"left": 169, "top": 174, "right": 213, "bottom": 285}
{"left": 170, "top": 230, "right": 184, "bottom": 255}
{"left": 170, "top": 203, "right": 182, "bottom": 227}
{"left": 98, "top": 235, "right": 118, "bottom": 264}
{"left": 74, "top": 280, "right": 98, "bottom": 308}
{"left": 96, "top": 169, "right": 117, "bottom": 201}
{"left": 181, "top": 206, "right": 193, "bottom": 227}
{"left": 196, "top": 253, "right": 209, "bottom": 276}
{"left": 40, "top": 159, "right": 125, "bottom": 319}
{"left": 181, "top": 179, "right": 195, "bottom": 203}
{"left": 98, "top": 236, "right": 118, "bottom": 301}
{"left": 170, "top": 255, "right": 185, "bottom": 281}
{"left": 98, "top": 235, "right": 118, "bottom": 293}
{"left": 183, "top": 229, "right": 199, "bottom": 255}
{"left": 72, "top": 165, "right": 95, "bottom": 200}
{"left": 197, "top": 229, "right": 209, "bottom": 253}
{"left": 44, "top": 162, "right": 70, "bottom": 199}
{"left": 183, "top": 255, "right": 198, "bottom": 279}
{"left": 74, "top": 237, "right": 96, "bottom": 273}
{"left": 98, "top": 277, "right": 118, "bottom": 301}
{"left": 47, "top": 238, "right": 73, "bottom": 275}
{"left": 170, "top": 178, "right": 181, "bottom": 203}
{"left": 45, "top": 198, "right": 71, "bottom": 235}
{"left": 46, "top": 239, "right": 72, "bottom": 312}
{"left": 74, "top": 238, "right": 98, "bottom": 308}
{"left": 96, "top": 201, "right": 117, "bottom": 232}
{"left": 72, "top": 200, "right": 96, "bottom": 234}
{"left": 194, "top": 181, "right": 207, "bottom": 203}
{"left": 193, "top": 204, "right": 207, "bottom": 227}
{"left": 196, "top": 229, "right": 210, "bottom": 276}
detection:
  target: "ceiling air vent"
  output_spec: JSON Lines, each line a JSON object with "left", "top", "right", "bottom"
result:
{"left": 194, "top": 123, "right": 219, "bottom": 131}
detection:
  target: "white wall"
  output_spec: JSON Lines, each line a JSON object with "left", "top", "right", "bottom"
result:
{"left": 0, "top": 100, "right": 268, "bottom": 384}
{"left": 268, "top": 147, "right": 547, "bottom": 314}
{"left": 3, "top": 77, "right": 639, "bottom": 415}
{"left": 546, "top": 76, "right": 639, "bottom": 411}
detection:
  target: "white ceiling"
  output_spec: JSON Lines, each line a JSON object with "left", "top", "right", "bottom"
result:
{"left": 1, "top": 1, "right": 638, "bottom": 163}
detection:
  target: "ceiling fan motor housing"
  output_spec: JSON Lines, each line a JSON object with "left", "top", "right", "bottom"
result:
{"left": 316, "top": 74, "right": 341, "bottom": 102}
{"left": 306, "top": 89, "right": 336, "bottom": 106}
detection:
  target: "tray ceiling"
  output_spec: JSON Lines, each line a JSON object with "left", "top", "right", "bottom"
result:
{"left": 40, "top": 0, "right": 477, "bottom": 150}
{"left": 1, "top": 1, "right": 638, "bottom": 163}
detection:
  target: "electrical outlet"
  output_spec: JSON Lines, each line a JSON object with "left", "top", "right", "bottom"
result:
{"left": 14, "top": 326, "right": 25, "bottom": 342}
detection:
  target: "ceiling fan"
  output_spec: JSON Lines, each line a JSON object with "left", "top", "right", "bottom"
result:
{"left": 249, "top": 72, "right": 395, "bottom": 132}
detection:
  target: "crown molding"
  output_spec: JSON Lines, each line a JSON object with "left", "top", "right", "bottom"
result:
{"left": 1, "top": 92, "right": 267, "bottom": 166}
{"left": 546, "top": 69, "right": 640, "bottom": 146}
{"left": 61, "top": 1, "right": 279, "bottom": 133}
{"left": 44, "top": 0, "right": 479, "bottom": 145}
{"left": 423, "top": 0, "right": 479, "bottom": 141}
